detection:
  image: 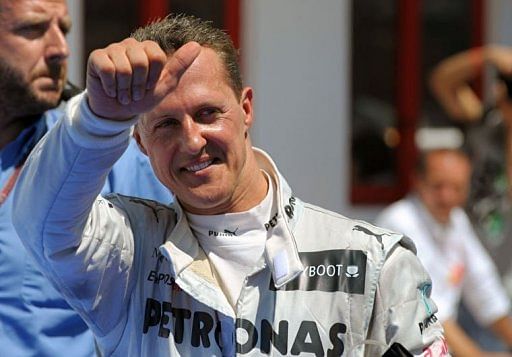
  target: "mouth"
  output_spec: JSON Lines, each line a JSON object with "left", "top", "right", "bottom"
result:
{"left": 36, "top": 75, "right": 63, "bottom": 88}
{"left": 184, "top": 159, "right": 216, "bottom": 173}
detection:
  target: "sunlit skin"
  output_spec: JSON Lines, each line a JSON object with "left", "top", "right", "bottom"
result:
{"left": 134, "top": 47, "right": 268, "bottom": 215}
{"left": 0, "top": 0, "right": 70, "bottom": 103}
{"left": 415, "top": 150, "right": 472, "bottom": 225}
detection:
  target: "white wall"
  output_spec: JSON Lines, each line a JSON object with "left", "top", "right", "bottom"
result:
{"left": 67, "top": 0, "right": 84, "bottom": 87}
{"left": 242, "top": 0, "right": 380, "bottom": 221}
{"left": 487, "top": 0, "right": 512, "bottom": 46}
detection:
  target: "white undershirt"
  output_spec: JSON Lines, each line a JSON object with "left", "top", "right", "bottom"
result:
{"left": 186, "top": 171, "right": 274, "bottom": 310}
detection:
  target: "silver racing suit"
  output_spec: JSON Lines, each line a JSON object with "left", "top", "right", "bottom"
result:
{"left": 13, "top": 94, "right": 448, "bottom": 356}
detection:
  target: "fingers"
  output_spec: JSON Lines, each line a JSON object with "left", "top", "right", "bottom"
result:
{"left": 156, "top": 41, "right": 201, "bottom": 97}
{"left": 85, "top": 39, "right": 201, "bottom": 120}
{"left": 167, "top": 41, "right": 202, "bottom": 79}
{"left": 145, "top": 41, "right": 166, "bottom": 90}
{"left": 87, "top": 38, "right": 167, "bottom": 105}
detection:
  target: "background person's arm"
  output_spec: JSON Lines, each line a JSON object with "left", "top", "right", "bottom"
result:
{"left": 443, "top": 319, "right": 512, "bottom": 357}
{"left": 490, "top": 316, "right": 512, "bottom": 351}
{"left": 429, "top": 45, "right": 512, "bottom": 122}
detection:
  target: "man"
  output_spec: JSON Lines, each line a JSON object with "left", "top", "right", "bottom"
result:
{"left": 13, "top": 14, "right": 447, "bottom": 356}
{"left": 429, "top": 46, "right": 512, "bottom": 285}
{"left": 376, "top": 149, "right": 512, "bottom": 356}
{"left": 0, "top": 0, "right": 171, "bottom": 356}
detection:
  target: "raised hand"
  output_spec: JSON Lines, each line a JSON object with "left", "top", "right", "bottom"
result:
{"left": 86, "top": 38, "right": 201, "bottom": 120}
{"left": 488, "top": 45, "right": 512, "bottom": 77}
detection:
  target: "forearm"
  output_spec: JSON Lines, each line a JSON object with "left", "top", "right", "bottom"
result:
{"left": 443, "top": 319, "right": 484, "bottom": 356}
{"left": 430, "top": 45, "right": 512, "bottom": 122}
{"left": 490, "top": 316, "right": 512, "bottom": 349}
{"left": 429, "top": 47, "right": 487, "bottom": 121}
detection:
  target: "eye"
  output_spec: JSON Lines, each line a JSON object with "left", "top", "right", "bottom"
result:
{"left": 195, "top": 107, "right": 220, "bottom": 122}
{"left": 154, "top": 118, "right": 179, "bottom": 130}
{"left": 15, "top": 22, "right": 49, "bottom": 39}
{"left": 59, "top": 19, "right": 72, "bottom": 35}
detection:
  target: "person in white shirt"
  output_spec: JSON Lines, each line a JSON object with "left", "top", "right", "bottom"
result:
{"left": 376, "top": 148, "right": 512, "bottom": 356}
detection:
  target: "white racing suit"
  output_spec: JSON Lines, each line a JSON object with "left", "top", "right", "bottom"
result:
{"left": 13, "top": 94, "right": 448, "bottom": 356}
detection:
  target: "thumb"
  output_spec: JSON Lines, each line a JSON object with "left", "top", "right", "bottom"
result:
{"left": 155, "top": 41, "right": 202, "bottom": 97}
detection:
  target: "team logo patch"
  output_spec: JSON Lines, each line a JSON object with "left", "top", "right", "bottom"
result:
{"left": 272, "top": 250, "right": 367, "bottom": 294}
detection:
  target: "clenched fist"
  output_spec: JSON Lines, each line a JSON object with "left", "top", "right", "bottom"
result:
{"left": 86, "top": 38, "right": 201, "bottom": 120}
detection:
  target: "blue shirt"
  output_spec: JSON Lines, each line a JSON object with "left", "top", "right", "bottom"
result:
{"left": 0, "top": 108, "right": 172, "bottom": 356}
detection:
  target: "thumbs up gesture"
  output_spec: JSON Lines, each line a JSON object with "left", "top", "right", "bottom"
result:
{"left": 85, "top": 38, "right": 201, "bottom": 120}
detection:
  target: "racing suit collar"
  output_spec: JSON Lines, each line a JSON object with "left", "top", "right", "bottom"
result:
{"left": 253, "top": 148, "right": 305, "bottom": 287}
{"left": 159, "top": 147, "right": 305, "bottom": 290}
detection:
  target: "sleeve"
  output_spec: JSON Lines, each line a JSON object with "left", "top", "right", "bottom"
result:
{"left": 376, "top": 207, "right": 459, "bottom": 324}
{"left": 459, "top": 214, "right": 510, "bottom": 326}
{"left": 368, "top": 245, "right": 449, "bottom": 356}
{"left": 105, "top": 136, "right": 173, "bottom": 203}
{"left": 375, "top": 207, "right": 406, "bottom": 236}
{"left": 12, "top": 92, "right": 140, "bottom": 338}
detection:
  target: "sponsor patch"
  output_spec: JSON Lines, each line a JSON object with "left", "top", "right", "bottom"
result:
{"left": 143, "top": 298, "right": 347, "bottom": 355}
{"left": 271, "top": 250, "right": 367, "bottom": 294}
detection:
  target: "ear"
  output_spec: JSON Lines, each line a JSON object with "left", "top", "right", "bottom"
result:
{"left": 133, "top": 125, "right": 148, "bottom": 156}
{"left": 240, "top": 87, "right": 254, "bottom": 129}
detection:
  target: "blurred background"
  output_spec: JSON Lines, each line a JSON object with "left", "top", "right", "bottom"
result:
{"left": 66, "top": 0, "right": 512, "bottom": 275}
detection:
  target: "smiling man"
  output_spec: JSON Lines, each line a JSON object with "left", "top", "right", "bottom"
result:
{"left": 0, "top": 0, "right": 171, "bottom": 356}
{"left": 14, "top": 14, "right": 447, "bottom": 356}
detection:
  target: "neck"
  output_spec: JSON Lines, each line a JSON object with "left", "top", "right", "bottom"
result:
{"left": 226, "top": 147, "right": 269, "bottom": 213}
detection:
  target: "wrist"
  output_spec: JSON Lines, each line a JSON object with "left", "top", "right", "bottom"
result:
{"left": 63, "top": 92, "right": 136, "bottom": 150}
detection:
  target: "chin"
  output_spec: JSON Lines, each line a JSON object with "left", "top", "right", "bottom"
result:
{"left": 35, "top": 91, "right": 62, "bottom": 108}
{"left": 181, "top": 193, "right": 229, "bottom": 214}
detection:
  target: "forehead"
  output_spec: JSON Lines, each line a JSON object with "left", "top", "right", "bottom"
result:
{"left": 427, "top": 151, "right": 469, "bottom": 166}
{"left": 143, "top": 48, "right": 235, "bottom": 121}
{"left": 0, "top": 0, "right": 69, "bottom": 22}
{"left": 425, "top": 152, "right": 471, "bottom": 179}
{"left": 168, "top": 47, "right": 231, "bottom": 97}
{"left": 182, "top": 47, "right": 227, "bottom": 83}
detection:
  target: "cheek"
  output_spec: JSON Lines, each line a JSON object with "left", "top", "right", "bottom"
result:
{"left": 18, "top": 50, "right": 41, "bottom": 74}
{"left": 148, "top": 152, "right": 172, "bottom": 184}
{"left": 149, "top": 141, "right": 179, "bottom": 172}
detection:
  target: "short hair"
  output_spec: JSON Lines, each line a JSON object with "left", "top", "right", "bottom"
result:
{"left": 131, "top": 13, "right": 242, "bottom": 98}
{"left": 415, "top": 148, "right": 471, "bottom": 176}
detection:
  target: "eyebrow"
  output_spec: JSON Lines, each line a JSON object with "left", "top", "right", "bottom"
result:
{"left": 60, "top": 15, "right": 72, "bottom": 32}
{"left": 14, "top": 13, "right": 72, "bottom": 31}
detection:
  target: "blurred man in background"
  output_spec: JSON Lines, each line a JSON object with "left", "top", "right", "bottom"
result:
{"left": 430, "top": 46, "right": 512, "bottom": 351}
{"left": 429, "top": 46, "right": 512, "bottom": 279}
{"left": 376, "top": 148, "right": 512, "bottom": 356}
{"left": 0, "top": 0, "right": 171, "bottom": 355}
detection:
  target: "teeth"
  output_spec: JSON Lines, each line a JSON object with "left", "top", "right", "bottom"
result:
{"left": 186, "top": 160, "right": 213, "bottom": 172}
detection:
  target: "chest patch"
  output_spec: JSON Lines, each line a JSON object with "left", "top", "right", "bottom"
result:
{"left": 273, "top": 249, "right": 367, "bottom": 294}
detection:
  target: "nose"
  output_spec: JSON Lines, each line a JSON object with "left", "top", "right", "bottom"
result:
{"left": 438, "top": 186, "right": 462, "bottom": 210}
{"left": 179, "top": 118, "right": 207, "bottom": 155}
{"left": 45, "top": 24, "right": 70, "bottom": 64}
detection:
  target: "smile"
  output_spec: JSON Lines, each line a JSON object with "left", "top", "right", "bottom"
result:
{"left": 186, "top": 159, "right": 213, "bottom": 172}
